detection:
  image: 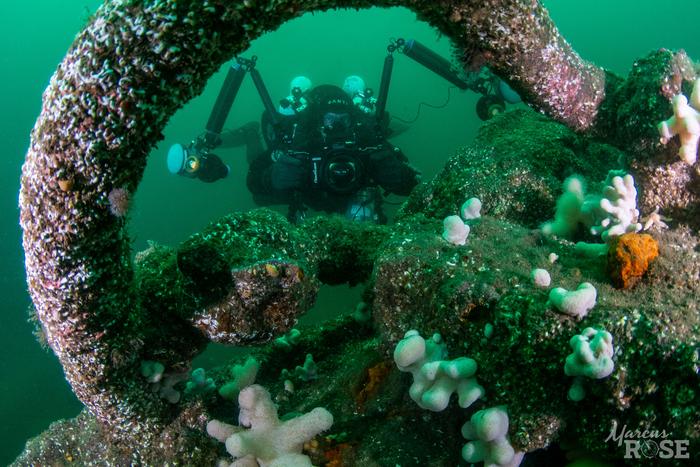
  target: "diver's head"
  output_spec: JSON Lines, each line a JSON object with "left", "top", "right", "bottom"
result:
{"left": 311, "top": 85, "right": 354, "bottom": 134}
{"left": 322, "top": 112, "right": 352, "bottom": 134}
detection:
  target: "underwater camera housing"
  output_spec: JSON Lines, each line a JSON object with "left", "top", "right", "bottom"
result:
{"left": 167, "top": 136, "right": 230, "bottom": 183}
{"left": 311, "top": 144, "right": 365, "bottom": 195}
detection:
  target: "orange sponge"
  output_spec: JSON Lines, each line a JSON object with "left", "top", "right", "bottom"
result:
{"left": 607, "top": 233, "right": 659, "bottom": 289}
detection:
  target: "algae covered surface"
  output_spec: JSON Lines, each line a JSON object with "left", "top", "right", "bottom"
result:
{"left": 5, "top": 1, "right": 700, "bottom": 466}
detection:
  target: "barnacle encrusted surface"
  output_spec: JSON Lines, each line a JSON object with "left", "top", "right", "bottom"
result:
{"left": 19, "top": 0, "right": 603, "bottom": 441}
{"left": 19, "top": 0, "right": 696, "bottom": 464}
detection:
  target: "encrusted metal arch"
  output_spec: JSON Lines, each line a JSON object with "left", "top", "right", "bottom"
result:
{"left": 19, "top": 0, "right": 602, "bottom": 438}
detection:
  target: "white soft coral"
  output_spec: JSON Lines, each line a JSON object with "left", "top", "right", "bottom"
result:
{"left": 542, "top": 172, "right": 642, "bottom": 244}
{"left": 658, "top": 77, "right": 700, "bottom": 165}
{"left": 592, "top": 173, "right": 642, "bottom": 242}
{"left": 208, "top": 385, "right": 333, "bottom": 467}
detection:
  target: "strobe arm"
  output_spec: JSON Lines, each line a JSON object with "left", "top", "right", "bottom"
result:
{"left": 249, "top": 67, "right": 279, "bottom": 127}
{"left": 400, "top": 39, "right": 469, "bottom": 90}
{"left": 374, "top": 53, "right": 394, "bottom": 123}
{"left": 397, "top": 38, "right": 520, "bottom": 120}
{"left": 375, "top": 38, "right": 470, "bottom": 124}
{"left": 204, "top": 63, "right": 246, "bottom": 147}
{"left": 203, "top": 56, "right": 279, "bottom": 148}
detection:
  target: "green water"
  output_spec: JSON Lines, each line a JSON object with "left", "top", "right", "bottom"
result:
{"left": 1, "top": 1, "right": 698, "bottom": 463}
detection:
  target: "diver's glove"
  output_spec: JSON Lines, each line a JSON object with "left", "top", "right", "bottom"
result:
{"left": 369, "top": 149, "right": 421, "bottom": 196}
{"left": 196, "top": 154, "right": 230, "bottom": 183}
{"left": 271, "top": 153, "right": 306, "bottom": 191}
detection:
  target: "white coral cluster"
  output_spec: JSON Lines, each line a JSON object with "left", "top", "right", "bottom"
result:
{"left": 530, "top": 268, "right": 551, "bottom": 288}
{"left": 461, "top": 407, "right": 524, "bottom": 467}
{"left": 541, "top": 175, "right": 586, "bottom": 238}
{"left": 393, "top": 331, "right": 521, "bottom": 466}
{"left": 658, "top": 77, "right": 700, "bottom": 165}
{"left": 564, "top": 327, "right": 615, "bottom": 401}
{"left": 207, "top": 384, "right": 333, "bottom": 467}
{"left": 590, "top": 173, "right": 642, "bottom": 242}
{"left": 548, "top": 282, "right": 597, "bottom": 319}
{"left": 565, "top": 328, "right": 614, "bottom": 379}
{"left": 140, "top": 360, "right": 188, "bottom": 404}
{"left": 442, "top": 197, "right": 482, "bottom": 245}
{"left": 542, "top": 171, "right": 642, "bottom": 250}
{"left": 218, "top": 357, "right": 260, "bottom": 402}
{"left": 442, "top": 215, "right": 470, "bottom": 245}
{"left": 460, "top": 197, "right": 483, "bottom": 220}
{"left": 393, "top": 330, "right": 484, "bottom": 412}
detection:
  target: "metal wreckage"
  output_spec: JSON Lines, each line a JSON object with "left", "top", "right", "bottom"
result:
{"left": 16, "top": 1, "right": 699, "bottom": 465}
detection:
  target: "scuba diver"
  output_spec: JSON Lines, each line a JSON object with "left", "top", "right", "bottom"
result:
{"left": 242, "top": 80, "right": 420, "bottom": 223}
{"left": 168, "top": 68, "right": 419, "bottom": 223}
{"left": 167, "top": 38, "right": 520, "bottom": 224}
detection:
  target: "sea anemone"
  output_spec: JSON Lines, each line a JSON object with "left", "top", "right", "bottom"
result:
{"left": 108, "top": 187, "right": 131, "bottom": 217}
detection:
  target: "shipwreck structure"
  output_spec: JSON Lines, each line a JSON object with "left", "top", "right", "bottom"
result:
{"left": 17, "top": 0, "right": 698, "bottom": 464}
